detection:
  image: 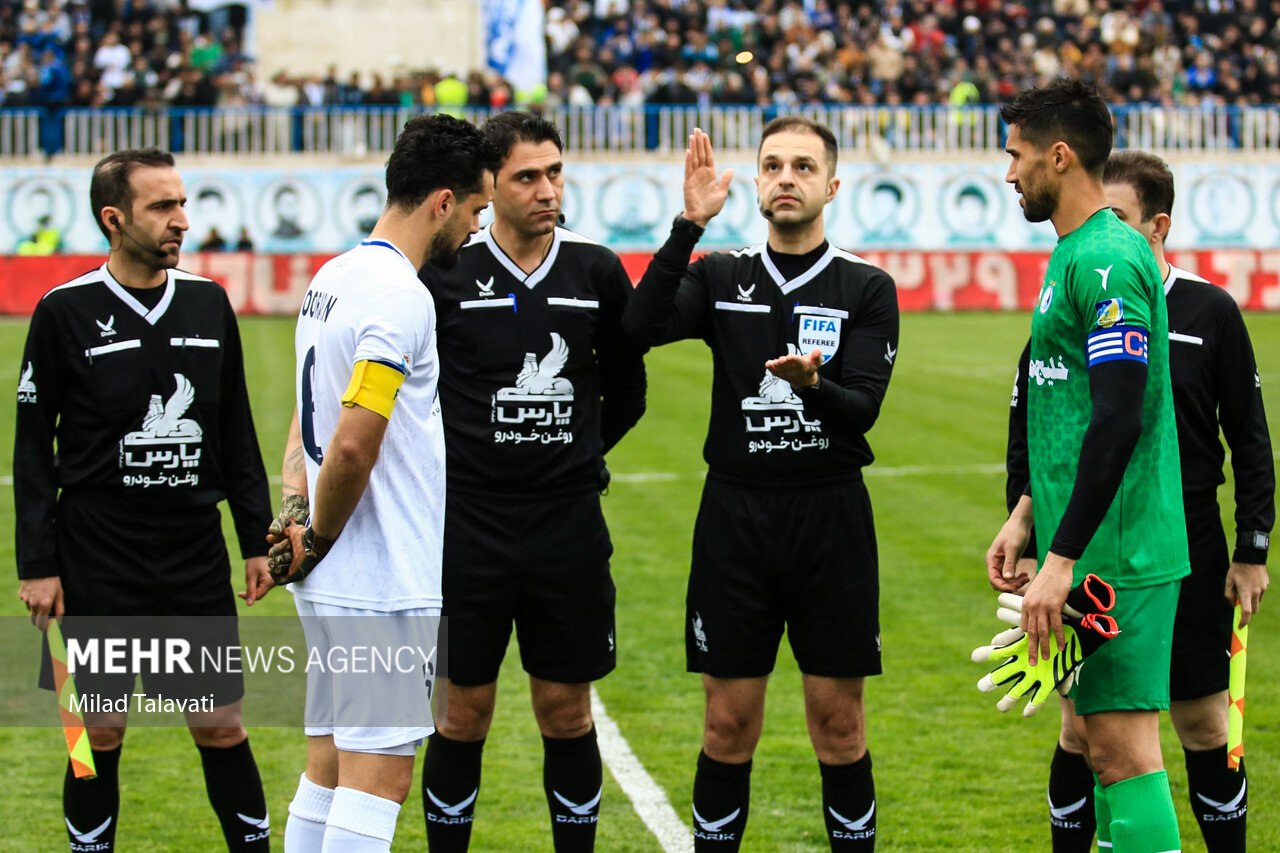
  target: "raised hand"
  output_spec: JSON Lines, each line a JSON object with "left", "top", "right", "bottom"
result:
{"left": 682, "top": 128, "right": 733, "bottom": 227}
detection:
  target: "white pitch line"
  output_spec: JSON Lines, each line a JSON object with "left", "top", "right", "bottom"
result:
{"left": 591, "top": 686, "right": 693, "bottom": 853}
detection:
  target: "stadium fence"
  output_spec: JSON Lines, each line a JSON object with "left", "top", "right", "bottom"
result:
{"left": 3, "top": 104, "right": 1280, "bottom": 159}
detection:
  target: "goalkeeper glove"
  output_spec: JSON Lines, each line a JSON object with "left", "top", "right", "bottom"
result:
{"left": 268, "top": 494, "right": 309, "bottom": 540}
{"left": 267, "top": 524, "right": 332, "bottom": 586}
{"left": 972, "top": 573, "right": 1120, "bottom": 715}
{"left": 971, "top": 626, "right": 1057, "bottom": 716}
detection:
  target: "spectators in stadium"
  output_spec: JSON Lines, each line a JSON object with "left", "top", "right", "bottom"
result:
{"left": 541, "top": 0, "right": 1280, "bottom": 109}
{"left": 3, "top": 0, "right": 1280, "bottom": 113}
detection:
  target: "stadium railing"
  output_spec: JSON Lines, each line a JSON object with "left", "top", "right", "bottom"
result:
{"left": 3, "top": 104, "right": 1280, "bottom": 158}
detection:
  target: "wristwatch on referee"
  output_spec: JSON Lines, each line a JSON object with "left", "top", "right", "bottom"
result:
{"left": 795, "top": 378, "right": 822, "bottom": 398}
{"left": 1237, "top": 530, "right": 1270, "bottom": 553}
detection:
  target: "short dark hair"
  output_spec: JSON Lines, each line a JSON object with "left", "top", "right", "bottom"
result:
{"left": 1104, "top": 150, "right": 1175, "bottom": 221}
{"left": 89, "top": 147, "right": 175, "bottom": 238}
{"left": 385, "top": 114, "right": 498, "bottom": 211}
{"left": 481, "top": 111, "right": 564, "bottom": 166}
{"left": 758, "top": 115, "right": 838, "bottom": 173}
{"left": 999, "top": 79, "right": 1113, "bottom": 176}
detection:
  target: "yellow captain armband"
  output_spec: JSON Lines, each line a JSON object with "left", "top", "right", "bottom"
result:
{"left": 340, "top": 360, "right": 406, "bottom": 419}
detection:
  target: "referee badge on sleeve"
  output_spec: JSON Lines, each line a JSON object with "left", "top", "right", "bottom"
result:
{"left": 796, "top": 310, "right": 844, "bottom": 364}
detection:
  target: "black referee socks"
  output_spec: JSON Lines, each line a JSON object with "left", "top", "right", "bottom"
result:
{"left": 1048, "top": 743, "right": 1096, "bottom": 853}
{"left": 543, "top": 726, "right": 603, "bottom": 853}
{"left": 1185, "top": 744, "right": 1247, "bottom": 853}
{"left": 821, "top": 752, "right": 876, "bottom": 850}
{"left": 692, "top": 750, "right": 751, "bottom": 851}
{"left": 422, "top": 731, "right": 485, "bottom": 852}
{"left": 197, "top": 738, "right": 270, "bottom": 851}
{"left": 64, "top": 744, "right": 121, "bottom": 853}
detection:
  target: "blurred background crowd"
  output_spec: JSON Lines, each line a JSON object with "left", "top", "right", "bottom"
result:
{"left": 2, "top": 0, "right": 1279, "bottom": 112}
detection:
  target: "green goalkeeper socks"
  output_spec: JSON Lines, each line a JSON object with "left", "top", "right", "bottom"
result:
{"left": 1104, "top": 770, "right": 1181, "bottom": 853}
{"left": 1094, "top": 778, "right": 1112, "bottom": 849}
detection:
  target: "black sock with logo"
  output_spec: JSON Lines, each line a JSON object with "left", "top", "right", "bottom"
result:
{"left": 1185, "top": 745, "right": 1246, "bottom": 853}
{"left": 543, "top": 727, "right": 602, "bottom": 853}
{"left": 692, "top": 750, "right": 751, "bottom": 851}
{"left": 422, "top": 731, "right": 484, "bottom": 852}
{"left": 64, "top": 745, "right": 121, "bottom": 852}
{"left": 198, "top": 739, "right": 270, "bottom": 851}
{"left": 821, "top": 752, "right": 876, "bottom": 850}
{"left": 1048, "top": 744, "right": 1096, "bottom": 853}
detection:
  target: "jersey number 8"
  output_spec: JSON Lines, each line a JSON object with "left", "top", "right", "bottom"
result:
{"left": 300, "top": 346, "right": 324, "bottom": 466}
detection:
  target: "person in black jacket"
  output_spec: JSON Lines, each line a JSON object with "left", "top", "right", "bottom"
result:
{"left": 417, "top": 112, "right": 646, "bottom": 852}
{"left": 1006, "top": 150, "right": 1273, "bottom": 853}
{"left": 624, "top": 120, "right": 898, "bottom": 851}
{"left": 14, "top": 148, "right": 274, "bottom": 851}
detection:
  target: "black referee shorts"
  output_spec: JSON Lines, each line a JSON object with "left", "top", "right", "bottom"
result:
{"left": 43, "top": 490, "right": 244, "bottom": 707}
{"left": 442, "top": 489, "right": 616, "bottom": 687}
{"left": 686, "top": 475, "right": 881, "bottom": 679}
{"left": 1170, "top": 504, "right": 1232, "bottom": 702}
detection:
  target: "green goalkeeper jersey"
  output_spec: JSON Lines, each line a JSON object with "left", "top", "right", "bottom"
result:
{"left": 1028, "top": 207, "right": 1189, "bottom": 589}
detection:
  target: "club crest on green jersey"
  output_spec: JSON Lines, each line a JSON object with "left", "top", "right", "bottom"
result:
{"left": 1039, "top": 282, "right": 1056, "bottom": 314}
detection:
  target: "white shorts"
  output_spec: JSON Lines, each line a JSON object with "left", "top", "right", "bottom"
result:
{"left": 294, "top": 597, "right": 440, "bottom": 753}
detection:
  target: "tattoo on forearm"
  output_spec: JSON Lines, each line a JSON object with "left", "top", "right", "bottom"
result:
{"left": 282, "top": 446, "right": 306, "bottom": 496}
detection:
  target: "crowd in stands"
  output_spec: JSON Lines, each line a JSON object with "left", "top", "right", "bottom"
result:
{"left": 0, "top": 0, "right": 255, "bottom": 109}
{"left": 3, "top": 0, "right": 1280, "bottom": 112}
{"left": 546, "top": 0, "right": 1280, "bottom": 109}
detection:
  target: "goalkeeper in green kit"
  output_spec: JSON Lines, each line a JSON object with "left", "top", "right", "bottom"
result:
{"left": 983, "top": 79, "right": 1190, "bottom": 853}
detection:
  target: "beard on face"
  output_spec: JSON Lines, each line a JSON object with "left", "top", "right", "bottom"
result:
{"left": 128, "top": 229, "right": 181, "bottom": 269}
{"left": 1019, "top": 181, "right": 1057, "bottom": 224}
{"left": 427, "top": 217, "right": 467, "bottom": 270}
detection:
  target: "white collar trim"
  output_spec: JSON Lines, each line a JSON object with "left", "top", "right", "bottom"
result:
{"left": 101, "top": 264, "right": 174, "bottom": 324}
{"left": 759, "top": 243, "right": 838, "bottom": 295}
{"left": 483, "top": 226, "right": 562, "bottom": 289}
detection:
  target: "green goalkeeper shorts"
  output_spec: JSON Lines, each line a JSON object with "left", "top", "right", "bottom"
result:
{"left": 1069, "top": 580, "right": 1181, "bottom": 716}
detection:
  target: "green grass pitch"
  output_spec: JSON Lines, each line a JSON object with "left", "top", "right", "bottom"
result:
{"left": 0, "top": 311, "right": 1277, "bottom": 851}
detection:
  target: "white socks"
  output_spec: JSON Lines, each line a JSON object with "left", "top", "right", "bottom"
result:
{"left": 284, "top": 773, "right": 334, "bottom": 852}
{"left": 284, "top": 773, "right": 402, "bottom": 852}
{"left": 321, "top": 787, "right": 402, "bottom": 852}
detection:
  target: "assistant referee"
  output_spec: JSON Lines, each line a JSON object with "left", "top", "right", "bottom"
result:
{"left": 15, "top": 148, "right": 274, "bottom": 851}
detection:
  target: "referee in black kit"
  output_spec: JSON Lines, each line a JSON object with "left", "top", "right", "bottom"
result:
{"left": 624, "top": 121, "right": 898, "bottom": 850}
{"left": 1006, "top": 150, "right": 1273, "bottom": 853}
{"left": 14, "top": 149, "right": 274, "bottom": 851}
{"left": 417, "top": 112, "right": 646, "bottom": 851}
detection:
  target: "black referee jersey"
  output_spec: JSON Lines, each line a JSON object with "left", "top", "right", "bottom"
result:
{"left": 1007, "top": 265, "right": 1274, "bottom": 568}
{"left": 14, "top": 265, "right": 272, "bottom": 580}
{"left": 420, "top": 226, "right": 647, "bottom": 497}
{"left": 623, "top": 222, "right": 900, "bottom": 487}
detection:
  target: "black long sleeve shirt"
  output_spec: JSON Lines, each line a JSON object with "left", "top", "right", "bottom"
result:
{"left": 622, "top": 222, "right": 899, "bottom": 488}
{"left": 14, "top": 265, "right": 272, "bottom": 580}
{"left": 1008, "top": 265, "right": 1274, "bottom": 568}
{"left": 421, "top": 226, "right": 647, "bottom": 497}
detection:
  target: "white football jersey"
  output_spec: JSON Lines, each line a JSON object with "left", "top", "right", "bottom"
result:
{"left": 291, "top": 239, "right": 445, "bottom": 610}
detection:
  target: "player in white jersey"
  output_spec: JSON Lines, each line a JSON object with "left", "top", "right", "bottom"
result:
{"left": 267, "top": 114, "right": 496, "bottom": 853}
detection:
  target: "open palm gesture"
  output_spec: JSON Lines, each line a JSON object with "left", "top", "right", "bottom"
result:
{"left": 682, "top": 128, "right": 733, "bottom": 227}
